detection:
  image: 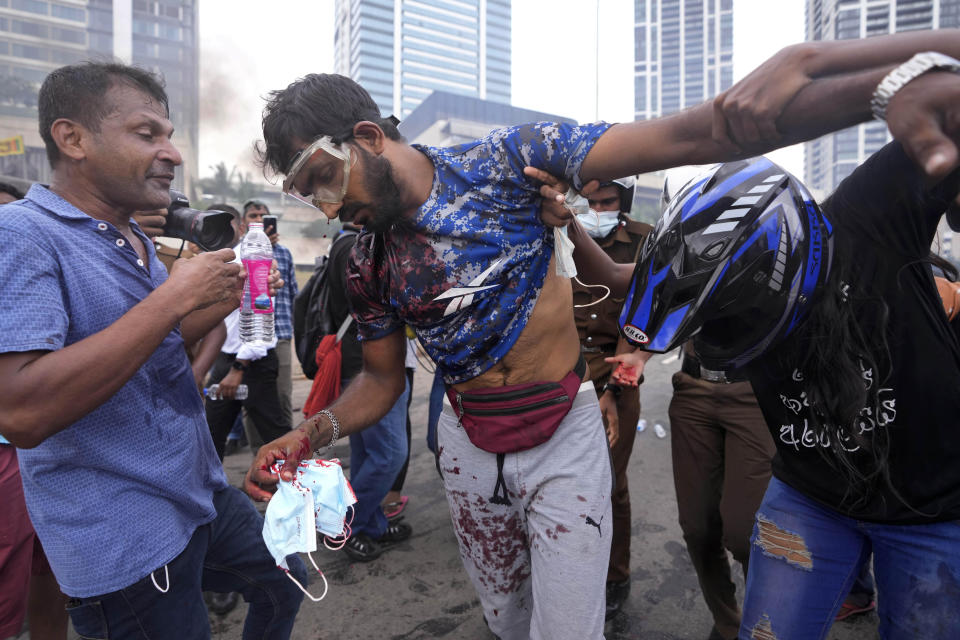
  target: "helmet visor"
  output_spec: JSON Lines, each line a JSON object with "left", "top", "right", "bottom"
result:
{"left": 282, "top": 136, "right": 353, "bottom": 208}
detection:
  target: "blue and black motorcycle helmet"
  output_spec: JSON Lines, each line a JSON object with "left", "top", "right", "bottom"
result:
{"left": 618, "top": 157, "right": 834, "bottom": 370}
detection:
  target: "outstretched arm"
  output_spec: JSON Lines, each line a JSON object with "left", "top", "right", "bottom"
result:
{"left": 580, "top": 30, "right": 960, "bottom": 183}
{"left": 714, "top": 29, "right": 960, "bottom": 148}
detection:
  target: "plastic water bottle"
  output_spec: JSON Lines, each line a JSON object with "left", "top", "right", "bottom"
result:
{"left": 205, "top": 384, "right": 248, "bottom": 401}
{"left": 239, "top": 222, "right": 274, "bottom": 346}
{"left": 654, "top": 423, "right": 667, "bottom": 439}
{"left": 636, "top": 418, "right": 647, "bottom": 433}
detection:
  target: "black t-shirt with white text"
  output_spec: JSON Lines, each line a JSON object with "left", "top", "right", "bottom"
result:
{"left": 747, "top": 142, "right": 960, "bottom": 523}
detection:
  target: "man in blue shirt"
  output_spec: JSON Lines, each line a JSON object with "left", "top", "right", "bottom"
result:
{"left": 0, "top": 62, "right": 306, "bottom": 639}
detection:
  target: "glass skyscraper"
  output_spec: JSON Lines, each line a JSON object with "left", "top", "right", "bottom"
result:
{"left": 334, "top": 0, "right": 511, "bottom": 119}
{"left": 804, "top": 0, "right": 960, "bottom": 194}
{"left": 634, "top": 0, "right": 733, "bottom": 120}
{"left": 0, "top": 0, "right": 198, "bottom": 193}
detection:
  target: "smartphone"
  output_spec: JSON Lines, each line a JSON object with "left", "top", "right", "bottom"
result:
{"left": 262, "top": 215, "right": 278, "bottom": 236}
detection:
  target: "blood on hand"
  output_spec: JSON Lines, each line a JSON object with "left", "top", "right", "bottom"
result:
{"left": 612, "top": 363, "right": 640, "bottom": 386}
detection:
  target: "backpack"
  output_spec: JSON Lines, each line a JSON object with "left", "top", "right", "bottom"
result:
{"left": 294, "top": 229, "right": 358, "bottom": 379}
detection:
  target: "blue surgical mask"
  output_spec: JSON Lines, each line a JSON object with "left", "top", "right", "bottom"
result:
{"left": 261, "top": 459, "right": 357, "bottom": 601}
{"left": 263, "top": 479, "right": 317, "bottom": 569}
{"left": 576, "top": 209, "right": 621, "bottom": 238}
{"left": 286, "top": 459, "right": 357, "bottom": 538}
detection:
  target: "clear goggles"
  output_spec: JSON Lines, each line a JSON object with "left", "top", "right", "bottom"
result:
{"left": 282, "top": 136, "right": 354, "bottom": 208}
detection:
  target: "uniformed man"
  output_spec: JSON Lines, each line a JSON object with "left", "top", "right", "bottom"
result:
{"left": 571, "top": 177, "right": 651, "bottom": 620}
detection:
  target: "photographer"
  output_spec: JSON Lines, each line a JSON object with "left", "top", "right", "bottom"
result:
{"left": 0, "top": 62, "right": 305, "bottom": 638}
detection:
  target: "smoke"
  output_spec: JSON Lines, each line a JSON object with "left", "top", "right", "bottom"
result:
{"left": 198, "top": 47, "right": 262, "bottom": 178}
{"left": 197, "top": 1, "right": 334, "bottom": 183}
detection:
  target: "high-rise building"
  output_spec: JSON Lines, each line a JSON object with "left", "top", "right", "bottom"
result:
{"left": 0, "top": 0, "right": 199, "bottom": 194}
{"left": 334, "top": 0, "right": 511, "bottom": 119}
{"left": 804, "top": 0, "right": 960, "bottom": 194}
{"left": 633, "top": 0, "right": 734, "bottom": 120}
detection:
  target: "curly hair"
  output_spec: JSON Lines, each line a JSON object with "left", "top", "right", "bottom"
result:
{"left": 255, "top": 73, "right": 402, "bottom": 179}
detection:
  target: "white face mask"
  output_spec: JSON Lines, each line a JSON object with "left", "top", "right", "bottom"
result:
{"left": 576, "top": 210, "right": 620, "bottom": 238}
{"left": 261, "top": 459, "right": 358, "bottom": 601}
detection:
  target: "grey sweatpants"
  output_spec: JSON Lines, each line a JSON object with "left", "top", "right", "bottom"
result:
{"left": 438, "top": 383, "right": 613, "bottom": 640}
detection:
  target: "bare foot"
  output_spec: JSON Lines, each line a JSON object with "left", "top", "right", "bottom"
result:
{"left": 382, "top": 490, "right": 402, "bottom": 508}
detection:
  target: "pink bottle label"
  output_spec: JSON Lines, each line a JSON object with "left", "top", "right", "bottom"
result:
{"left": 242, "top": 258, "right": 274, "bottom": 314}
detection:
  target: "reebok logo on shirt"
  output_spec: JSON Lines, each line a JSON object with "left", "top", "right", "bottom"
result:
{"left": 433, "top": 258, "right": 504, "bottom": 317}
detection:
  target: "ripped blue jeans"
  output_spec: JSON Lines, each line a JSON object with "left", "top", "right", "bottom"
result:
{"left": 741, "top": 477, "right": 960, "bottom": 640}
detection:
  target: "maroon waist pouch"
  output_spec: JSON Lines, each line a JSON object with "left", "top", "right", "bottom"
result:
{"left": 447, "top": 356, "right": 587, "bottom": 455}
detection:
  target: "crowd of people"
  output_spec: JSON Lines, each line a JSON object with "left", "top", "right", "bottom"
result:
{"left": 0, "top": 26, "right": 959, "bottom": 640}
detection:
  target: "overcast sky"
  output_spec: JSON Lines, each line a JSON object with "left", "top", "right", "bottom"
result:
{"left": 197, "top": 0, "right": 805, "bottom": 182}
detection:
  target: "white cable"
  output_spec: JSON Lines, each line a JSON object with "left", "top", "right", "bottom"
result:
{"left": 323, "top": 504, "right": 355, "bottom": 550}
{"left": 413, "top": 340, "right": 436, "bottom": 374}
{"left": 573, "top": 276, "right": 611, "bottom": 308}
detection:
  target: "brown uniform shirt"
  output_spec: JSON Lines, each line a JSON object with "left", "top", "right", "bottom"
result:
{"left": 154, "top": 241, "right": 197, "bottom": 274}
{"left": 573, "top": 218, "right": 652, "bottom": 391}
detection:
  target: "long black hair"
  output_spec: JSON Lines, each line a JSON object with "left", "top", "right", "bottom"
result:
{"left": 780, "top": 234, "right": 894, "bottom": 509}
{"left": 784, "top": 233, "right": 956, "bottom": 513}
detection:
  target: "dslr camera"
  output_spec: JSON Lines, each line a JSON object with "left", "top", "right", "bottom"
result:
{"left": 163, "top": 190, "right": 235, "bottom": 251}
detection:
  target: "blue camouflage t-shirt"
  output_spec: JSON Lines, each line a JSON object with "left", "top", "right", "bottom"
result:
{"left": 348, "top": 121, "right": 611, "bottom": 383}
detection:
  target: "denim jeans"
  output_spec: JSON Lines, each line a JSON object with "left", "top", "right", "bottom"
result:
{"left": 66, "top": 487, "right": 307, "bottom": 640}
{"left": 741, "top": 477, "right": 960, "bottom": 640}
{"left": 345, "top": 376, "right": 410, "bottom": 538}
{"left": 227, "top": 412, "right": 245, "bottom": 442}
{"left": 426, "top": 369, "right": 445, "bottom": 454}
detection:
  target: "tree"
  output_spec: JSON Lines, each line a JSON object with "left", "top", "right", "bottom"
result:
{"left": 198, "top": 161, "right": 237, "bottom": 201}
{"left": 235, "top": 171, "right": 260, "bottom": 205}
{"left": 198, "top": 163, "right": 267, "bottom": 206}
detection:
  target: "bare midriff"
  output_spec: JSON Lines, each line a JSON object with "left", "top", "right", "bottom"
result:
{"left": 452, "top": 253, "right": 588, "bottom": 391}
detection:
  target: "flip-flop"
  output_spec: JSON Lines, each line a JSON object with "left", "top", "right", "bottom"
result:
{"left": 383, "top": 495, "right": 409, "bottom": 519}
{"left": 835, "top": 599, "right": 876, "bottom": 621}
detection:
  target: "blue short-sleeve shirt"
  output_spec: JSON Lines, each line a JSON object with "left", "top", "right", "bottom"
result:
{"left": 0, "top": 185, "right": 228, "bottom": 597}
{"left": 347, "top": 121, "right": 611, "bottom": 383}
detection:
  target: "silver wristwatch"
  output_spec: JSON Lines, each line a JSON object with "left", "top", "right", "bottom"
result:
{"left": 871, "top": 51, "right": 960, "bottom": 121}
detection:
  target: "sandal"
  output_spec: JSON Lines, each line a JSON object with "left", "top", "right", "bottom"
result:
{"left": 835, "top": 599, "right": 876, "bottom": 621}
{"left": 383, "top": 495, "right": 409, "bottom": 519}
